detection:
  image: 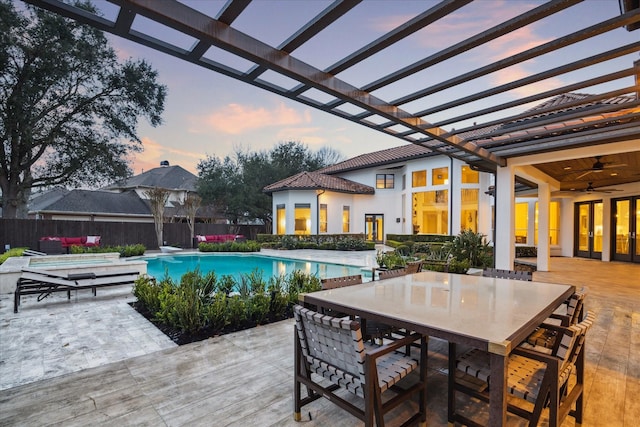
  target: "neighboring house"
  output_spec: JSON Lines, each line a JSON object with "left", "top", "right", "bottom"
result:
{"left": 264, "top": 93, "right": 640, "bottom": 265}
{"left": 103, "top": 161, "right": 197, "bottom": 207}
{"left": 28, "top": 161, "right": 221, "bottom": 223}
{"left": 29, "top": 189, "right": 153, "bottom": 222}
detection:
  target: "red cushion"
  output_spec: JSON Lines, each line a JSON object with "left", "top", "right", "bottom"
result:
{"left": 61, "top": 237, "right": 84, "bottom": 246}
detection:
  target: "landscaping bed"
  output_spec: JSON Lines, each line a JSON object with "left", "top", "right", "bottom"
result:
{"left": 130, "top": 269, "right": 321, "bottom": 345}
{"left": 130, "top": 300, "right": 291, "bottom": 345}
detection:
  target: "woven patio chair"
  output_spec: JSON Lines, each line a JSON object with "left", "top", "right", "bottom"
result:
{"left": 293, "top": 305, "right": 427, "bottom": 427}
{"left": 451, "top": 310, "right": 596, "bottom": 427}
{"left": 525, "top": 287, "right": 588, "bottom": 350}
{"left": 405, "top": 260, "right": 423, "bottom": 274}
{"left": 320, "top": 274, "right": 394, "bottom": 344}
{"left": 321, "top": 274, "right": 363, "bottom": 290}
{"left": 482, "top": 267, "right": 533, "bottom": 281}
{"left": 378, "top": 267, "right": 408, "bottom": 280}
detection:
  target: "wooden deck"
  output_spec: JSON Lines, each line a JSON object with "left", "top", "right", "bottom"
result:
{"left": 1, "top": 257, "right": 638, "bottom": 426}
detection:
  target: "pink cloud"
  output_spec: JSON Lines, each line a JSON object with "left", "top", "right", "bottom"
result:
{"left": 128, "top": 137, "right": 201, "bottom": 174}
{"left": 190, "top": 102, "right": 309, "bottom": 135}
{"left": 275, "top": 126, "right": 326, "bottom": 146}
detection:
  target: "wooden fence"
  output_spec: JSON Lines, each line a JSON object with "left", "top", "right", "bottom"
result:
{"left": 0, "top": 219, "right": 265, "bottom": 251}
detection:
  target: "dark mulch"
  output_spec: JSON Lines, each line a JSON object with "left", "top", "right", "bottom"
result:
{"left": 129, "top": 302, "right": 291, "bottom": 346}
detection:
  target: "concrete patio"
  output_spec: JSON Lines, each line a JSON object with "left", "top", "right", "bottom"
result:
{"left": 0, "top": 251, "right": 638, "bottom": 426}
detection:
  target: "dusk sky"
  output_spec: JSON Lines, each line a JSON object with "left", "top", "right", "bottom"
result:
{"left": 93, "top": 0, "right": 638, "bottom": 175}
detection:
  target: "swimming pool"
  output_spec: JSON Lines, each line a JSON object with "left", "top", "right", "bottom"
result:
{"left": 139, "top": 253, "right": 366, "bottom": 282}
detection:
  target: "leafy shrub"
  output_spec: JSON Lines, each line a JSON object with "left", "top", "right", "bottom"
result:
{"left": 121, "top": 244, "right": 146, "bottom": 257}
{"left": 248, "top": 292, "right": 271, "bottom": 324}
{"left": 516, "top": 246, "right": 537, "bottom": 258}
{"left": 257, "top": 234, "right": 371, "bottom": 251}
{"left": 132, "top": 276, "right": 167, "bottom": 315}
{"left": 133, "top": 267, "right": 323, "bottom": 341}
{"left": 216, "top": 274, "right": 235, "bottom": 295}
{"left": 198, "top": 241, "right": 261, "bottom": 252}
{"left": 204, "top": 293, "right": 228, "bottom": 331}
{"left": 71, "top": 244, "right": 146, "bottom": 257}
{"left": 280, "top": 235, "right": 299, "bottom": 249}
{"left": 226, "top": 296, "right": 248, "bottom": 330}
{"left": 387, "top": 234, "right": 455, "bottom": 243}
{"left": 0, "top": 247, "right": 26, "bottom": 264}
{"left": 413, "top": 241, "right": 446, "bottom": 256}
{"left": 375, "top": 250, "right": 407, "bottom": 269}
{"left": 285, "top": 270, "right": 322, "bottom": 306}
{"left": 335, "top": 237, "right": 369, "bottom": 250}
{"left": 268, "top": 275, "right": 289, "bottom": 320}
{"left": 395, "top": 245, "right": 410, "bottom": 256}
{"left": 444, "top": 230, "right": 493, "bottom": 268}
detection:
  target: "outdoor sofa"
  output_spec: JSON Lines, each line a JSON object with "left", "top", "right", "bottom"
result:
{"left": 194, "top": 234, "right": 246, "bottom": 247}
{"left": 38, "top": 235, "right": 101, "bottom": 254}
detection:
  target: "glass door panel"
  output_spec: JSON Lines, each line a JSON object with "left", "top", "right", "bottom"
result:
{"left": 593, "top": 202, "right": 603, "bottom": 253}
{"left": 577, "top": 204, "right": 589, "bottom": 253}
{"left": 575, "top": 201, "right": 602, "bottom": 259}
{"left": 612, "top": 197, "right": 640, "bottom": 263}
{"left": 636, "top": 199, "right": 640, "bottom": 258}
{"left": 365, "top": 214, "right": 384, "bottom": 243}
{"left": 615, "top": 200, "right": 630, "bottom": 256}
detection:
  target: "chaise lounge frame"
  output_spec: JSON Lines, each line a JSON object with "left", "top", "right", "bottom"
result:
{"left": 14, "top": 268, "right": 141, "bottom": 312}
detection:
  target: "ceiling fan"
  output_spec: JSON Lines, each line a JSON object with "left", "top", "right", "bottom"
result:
{"left": 572, "top": 182, "right": 623, "bottom": 194}
{"left": 571, "top": 156, "right": 627, "bottom": 180}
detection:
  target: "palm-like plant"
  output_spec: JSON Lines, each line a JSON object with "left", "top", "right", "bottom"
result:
{"left": 445, "top": 230, "right": 493, "bottom": 268}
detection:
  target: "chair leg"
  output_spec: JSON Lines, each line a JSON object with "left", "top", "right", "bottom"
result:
{"left": 447, "top": 342, "right": 457, "bottom": 424}
{"left": 293, "top": 328, "right": 303, "bottom": 421}
{"left": 419, "top": 336, "right": 428, "bottom": 424}
{"left": 573, "top": 344, "right": 586, "bottom": 425}
{"left": 364, "top": 357, "right": 377, "bottom": 427}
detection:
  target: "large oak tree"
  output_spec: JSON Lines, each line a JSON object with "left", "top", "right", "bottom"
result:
{"left": 0, "top": 1, "right": 166, "bottom": 218}
{"left": 197, "top": 141, "right": 343, "bottom": 230}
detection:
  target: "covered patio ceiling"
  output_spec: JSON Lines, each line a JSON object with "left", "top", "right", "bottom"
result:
{"left": 22, "top": 0, "right": 640, "bottom": 192}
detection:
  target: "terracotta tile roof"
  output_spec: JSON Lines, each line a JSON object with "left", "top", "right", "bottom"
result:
{"left": 263, "top": 171, "right": 375, "bottom": 194}
{"left": 319, "top": 143, "right": 436, "bottom": 174}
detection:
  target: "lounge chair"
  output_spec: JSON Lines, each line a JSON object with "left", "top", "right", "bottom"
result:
{"left": 293, "top": 305, "right": 427, "bottom": 426}
{"left": 14, "top": 268, "right": 141, "bottom": 312}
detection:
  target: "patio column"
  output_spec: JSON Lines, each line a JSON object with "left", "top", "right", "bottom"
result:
{"left": 536, "top": 182, "right": 551, "bottom": 272}
{"left": 495, "top": 165, "right": 515, "bottom": 270}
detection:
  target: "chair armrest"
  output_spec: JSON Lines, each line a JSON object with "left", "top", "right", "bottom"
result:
{"left": 548, "top": 313, "right": 570, "bottom": 326}
{"left": 365, "top": 333, "right": 423, "bottom": 359}
{"left": 512, "top": 346, "right": 560, "bottom": 364}
{"left": 536, "top": 322, "right": 570, "bottom": 333}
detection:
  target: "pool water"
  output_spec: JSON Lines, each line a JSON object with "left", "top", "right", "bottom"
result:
{"left": 139, "top": 253, "right": 365, "bottom": 283}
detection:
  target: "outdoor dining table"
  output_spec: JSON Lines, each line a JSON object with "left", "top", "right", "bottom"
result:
{"left": 300, "top": 270, "right": 574, "bottom": 426}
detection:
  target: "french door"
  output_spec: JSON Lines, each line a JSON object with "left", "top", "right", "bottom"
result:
{"left": 611, "top": 197, "right": 640, "bottom": 263}
{"left": 574, "top": 201, "right": 603, "bottom": 259}
{"left": 365, "top": 214, "right": 384, "bottom": 243}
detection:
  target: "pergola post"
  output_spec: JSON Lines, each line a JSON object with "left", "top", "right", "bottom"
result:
{"left": 495, "top": 166, "right": 515, "bottom": 270}
{"left": 537, "top": 182, "right": 551, "bottom": 272}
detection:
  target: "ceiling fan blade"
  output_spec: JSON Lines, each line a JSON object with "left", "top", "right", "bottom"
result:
{"left": 603, "top": 163, "right": 627, "bottom": 168}
{"left": 575, "top": 170, "right": 593, "bottom": 180}
{"left": 598, "top": 188, "right": 623, "bottom": 192}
